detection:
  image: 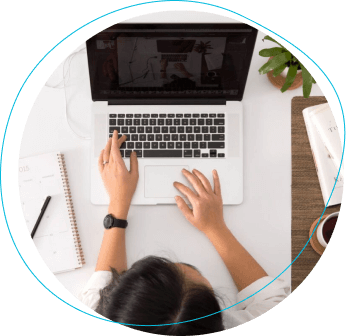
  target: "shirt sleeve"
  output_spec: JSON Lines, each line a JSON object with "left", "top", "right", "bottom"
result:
{"left": 223, "top": 276, "right": 290, "bottom": 328}
{"left": 79, "top": 271, "right": 113, "bottom": 310}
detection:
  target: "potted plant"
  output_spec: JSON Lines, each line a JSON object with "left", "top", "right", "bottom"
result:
{"left": 258, "top": 36, "right": 316, "bottom": 98}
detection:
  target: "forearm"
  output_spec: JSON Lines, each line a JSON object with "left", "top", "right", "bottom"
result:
{"left": 206, "top": 225, "right": 267, "bottom": 291}
{"left": 95, "top": 227, "right": 127, "bottom": 272}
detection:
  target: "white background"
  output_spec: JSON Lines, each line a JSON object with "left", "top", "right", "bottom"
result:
{"left": 19, "top": 10, "right": 309, "bottom": 301}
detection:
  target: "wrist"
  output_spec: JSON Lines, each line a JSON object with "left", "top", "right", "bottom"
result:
{"left": 108, "top": 202, "right": 129, "bottom": 220}
{"left": 204, "top": 221, "right": 229, "bottom": 240}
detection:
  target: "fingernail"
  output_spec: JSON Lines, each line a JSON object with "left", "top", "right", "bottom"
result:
{"left": 174, "top": 196, "right": 179, "bottom": 201}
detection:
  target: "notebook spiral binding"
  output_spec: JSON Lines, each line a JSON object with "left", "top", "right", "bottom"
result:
{"left": 57, "top": 153, "right": 85, "bottom": 266}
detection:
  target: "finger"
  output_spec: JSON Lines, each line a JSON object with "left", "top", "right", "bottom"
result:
{"left": 98, "top": 150, "right": 105, "bottom": 173}
{"left": 182, "top": 169, "right": 206, "bottom": 196}
{"left": 103, "top": 138, "right": 112, "bottom": 163}
{"left": 130, "top": 151, "right": 139, "bottom": 176}
{"left": 175, "top": 196, "right": 193, "bottom": 221}
{"left": 111, "top": 131, "right": 126, "bottom": 168}
{"left": 117, "top": 134, "right": 127, "bottom": 147}
{"left": 213, "top": 170, "right": 222, "bottom": 196}
{"left": 173, "top": 181, "right": 197, "bottom": 204}
{"left": 192, "top": 169, "right": 213, "bottom": 193}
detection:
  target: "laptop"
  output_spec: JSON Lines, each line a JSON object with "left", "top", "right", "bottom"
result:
{"left": 86, "top": 23, "right": 258, "bottom": 205}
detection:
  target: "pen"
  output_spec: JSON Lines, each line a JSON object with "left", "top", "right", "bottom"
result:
{"left": 31, "top": 196, "right": 51, "bottom": 239}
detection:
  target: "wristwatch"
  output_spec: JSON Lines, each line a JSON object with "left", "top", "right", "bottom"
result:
{"left": 103, "top": 214, "right": 128, "bottom": 229}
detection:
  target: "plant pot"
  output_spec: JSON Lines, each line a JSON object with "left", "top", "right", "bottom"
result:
{"left": 266, "top": 57, "right": 303, "bottom": 90}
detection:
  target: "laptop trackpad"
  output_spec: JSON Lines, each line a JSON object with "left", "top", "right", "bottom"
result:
{"left": 145, "top": 165, "right": 189, "bottom": 198}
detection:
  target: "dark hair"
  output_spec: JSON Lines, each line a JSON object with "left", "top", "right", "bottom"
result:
{"left": 96, "top": 256, "right": 224, "bottom": 335}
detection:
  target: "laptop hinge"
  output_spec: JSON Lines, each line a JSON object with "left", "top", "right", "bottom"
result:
{"left": 108, "top": 98, "right": 227, "bottom": 105}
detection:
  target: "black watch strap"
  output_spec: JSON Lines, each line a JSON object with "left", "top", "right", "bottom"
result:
{"left": 104, "top": 214, "right": 128, "bottom": 229}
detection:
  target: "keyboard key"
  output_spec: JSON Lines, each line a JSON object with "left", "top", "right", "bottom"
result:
{"left": 218, "top": 153, "right": 225, "bottom": 157}
{"left": 126, "top": 119, "right": 132, "bottom": 126}
{"left": 198, "top": 119, "right": 205, "bottom": 125}
{"left": 168, "top": 142, "right": 174, "bottom": 148}
{"left": 176, "top": 142, "right": 182, "bottom": 149}
{"left": 120, "top": 150, "right": 124, "bottom": 157}
{"left": 110, "top": 119, "right": 117, "bottom": 125}
{"left": 140, "top": 134, "right": 146, "bottom": 141}
{"left": 143, "top": 114, "right": 150, "bottom": 118}
{"left": 170, "top": 126, "right": 177, "bottom": 133}
{"left": 212, "top": 134, "right": 225, "bottom": 141}
{"left": 127, "top": 142, "right": 134, "bottom": 149}
{"left": 110, "top": 114, "right": 117, "bottom": 118}
{"left": 188, "top": 134, "right": 194, "bottom": 141}
{"left": 196, "top": 134, "right": 203, "bottom": 141}
{"left": 206, "top": 119, "right": 212, "bottom": 125}
{"left": 164, "top": 134, "right": 170, "bottom": 141}
{"left": 194, "top": 127, "right": 200, "bottom": 133}
{"left": 202, "top": 153, "right": 209, "bottom": 157}
{"left": 148, "top": 134, "right": 154, "bottom": 141}
{"left": 134, "top": 150, "right": 142, "bottom": 157}
{"left": 158, "top": 119, "right": 165, "bottom": 125}
{"left": 184, "top": 142, "right": 190, "bottom": 149}
{"left": 193, "top": 114, "right": 200, "bottom": 118}
{"left": 210, "top": 126, "right": 217, "bottom": 133}
{"left": 186, "top": 127, "right": 192, "bottom": 133}
{"left": 118, "top": 114, "right": 125, "bottom": 118}
{"left": 135, "top": 142, "right": 142, "bottom": 149}
{"left": 154, "top": 127, "right": 160, "bottom": 133}
{"left": 200, "top": 142, "right": 207, "bottom": 149}
{"left": 218, "top": 126, "right": 225, "bottom": 133}
{"left": 141, "top": 119, "right": 148, "bottom": 125}
{"left": 162, "top": 127, "right": 168, "bottom": 133}
{"left": 130, "top": 127, "right": 136, "bottom": 133}
{"left": 118, "top": 119, "right": 125, "bottom": 126}
{"left": 121, "top": 127, "right": 129, "bottom": 133}
{"left": 131, "top": 134, "right": 138, "bottom": 141}
{"left": 117, "top": 133, "right": 123, "bottom": 139}
{"left": 214, "top": 119, "right": 225, "bottom": 125}
{"left": 208, "top": 142, "right": 225, "bottom": 149}
{"left": 201, "top": 114, "right": 208, "bottom": 118}
{"left": 156, "top": 134, "right": 162, "bottom": 141}
{"left": 150, "top": 119, "right": 156, "bottom": 126}
{"left": 194, "top": 150, "right": 201, "bottom": 157}
{"left": 160, "top": 142, "right": 166, "bottom": 149}
{"left": 210, "top": 149, "right": 217, "bottom": 157}
{"left": 133, "top": 119, "right": 140, "bottom": 125}
{"left": 180, "top": 134, "right": 186, "bottom": 141}
{"left": 184, "top": 150, "right": 192, "bottom": 157}
{"left": 192, "top": 142, "right": 198, "bottom": 148}
{"left": 182, "top": 119, "right": 188, "bottom": 125}
{"left": 172, "top": 134, "right": 178, "bottom": 141}
{"left": 174, "top": 119, "right": 181, "bottom": 125}
{"left": 190, "top": 119, "right": 197, "bottom": 125}
{"left": 152, "top": 142, "right": 158, "bottom": 149}
{"left": 120, "top": 142, "right": 126, "bottom": 149}
{"left": 138, "top": 127, "right": 144, "bottom": 133}
{"left": 168, "top": 114, "right": 174, "bottom": 118}
{"left": 217, "top": 114, "right": 225, "bottom": 117}
{"left": 209, "top": 114, "right": 216, "bottom": 118}
{"left": 159, "top": 114, "right": 167, "bottom": 118}
{"left": 144, "top": 142, "right": 150, "bottom": 148}
{"left": 202, "top": 127, "right": 208, "bottom": 133}
{"left": 125, "top": 150, "right": 132, "bottom": 157}
{"left": 151, "top": 114, "right": 158, "bottom": 118}
{"left": 135, "top": 114, "right": 141, "bottom": 118}
{"left": 204, "top": 134, "right": 211, "bottom": 141}
{"left": 144, "top": 150, "right": 182, "bottom": 158}
{"left": 184, "top": 114, "right": 191, "bottom": 118}
{"left": 176, "top": 114, "right": 183, "bottom": 118}
{"left": 166, "top": 119, "right": 173, "bottom": 125}
{"left": 127, "top": 114, "right": 133, "bottom": 118}
{"left": 109, "top": 127, "right": 120, "bottom": 133}
{"left": 146, "top": 127, "right": 153, "bottom": 133}
{"left": 178, "top": 127, "right": 184, "bottom": 133}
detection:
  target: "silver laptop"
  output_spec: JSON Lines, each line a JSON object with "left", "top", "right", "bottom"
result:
{"left": 87, "top": 23, "right": 258, "bottom": 205}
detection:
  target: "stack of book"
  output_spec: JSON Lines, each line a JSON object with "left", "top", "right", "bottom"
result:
{"left": 303, "top": 103, "right": 344, "bottom": 207}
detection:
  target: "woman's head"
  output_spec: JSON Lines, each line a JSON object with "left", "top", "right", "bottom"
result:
{"left": 96, "top": 256, "right": 224, "bottom": 335}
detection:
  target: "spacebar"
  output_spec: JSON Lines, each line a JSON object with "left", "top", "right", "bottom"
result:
{"left": 143, "top": 150, "right": 182, "bottom": 158}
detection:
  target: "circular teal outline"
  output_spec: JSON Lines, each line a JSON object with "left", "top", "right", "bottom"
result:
{"left": 1, "top": 0, "right": 345, "bottom": 328}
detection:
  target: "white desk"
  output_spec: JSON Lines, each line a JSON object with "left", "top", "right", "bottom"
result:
{"left": 20, "top": 25, "right": 323, "bottom": 304}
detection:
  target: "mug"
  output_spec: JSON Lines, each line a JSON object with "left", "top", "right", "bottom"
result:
{"left": 316, "top": 212, "right": 338, "bottom": 248}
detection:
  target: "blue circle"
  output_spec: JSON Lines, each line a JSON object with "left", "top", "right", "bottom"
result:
{"left": 1, "top": 0, "right": 345, "bottom": 328}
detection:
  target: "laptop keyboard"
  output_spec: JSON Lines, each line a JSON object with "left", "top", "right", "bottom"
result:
{"left": 109, "top": 113, "right": 225, "bottom": 158}
{"left": 161, "top": 54, "right": 188, "bottom": 62}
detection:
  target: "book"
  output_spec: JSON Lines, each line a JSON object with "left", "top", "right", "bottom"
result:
{"left": 18, "top": 152, "right": 85, "bottom": 273}
{"left": 308, "top": 103, "right": 344, "bottom": 179}
{"left": 303, "top": 106, "right": 343, "bottom": 207}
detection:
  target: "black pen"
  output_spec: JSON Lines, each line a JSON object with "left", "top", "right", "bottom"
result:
{"left": 31, "top": 196, "right": 51, "bottom": 239}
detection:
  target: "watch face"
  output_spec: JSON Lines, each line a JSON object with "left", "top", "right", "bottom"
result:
{"left": 104, "top": 215, "right": 113, "bottom": 229}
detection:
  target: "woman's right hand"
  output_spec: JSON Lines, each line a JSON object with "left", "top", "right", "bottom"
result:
{"left": 173, "top": 169, "right": 226, "bottom": 235}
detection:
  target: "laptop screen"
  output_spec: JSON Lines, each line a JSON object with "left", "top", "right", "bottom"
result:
{"left": 86, "top": 24, "right": 258, "bottom": 102}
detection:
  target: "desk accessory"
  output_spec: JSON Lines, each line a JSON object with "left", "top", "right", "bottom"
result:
{"left": 258, "top": 36, "right": 315, "bottom": 98}
{"left": 291, "top": 96, "right": 340, "bottom": 291}
{"left": 31, "top": 196, "right": 51, "bottom": 238}
{"left": 19, "top": 152, "right": 85, "bottom": 273}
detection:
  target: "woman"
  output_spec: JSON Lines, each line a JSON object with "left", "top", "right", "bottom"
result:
{"left": 80, "top": 131, "right": 289, "bottom": 335}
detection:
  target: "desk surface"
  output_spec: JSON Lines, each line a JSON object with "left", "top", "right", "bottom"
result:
{"left": 20, "top": 23, "right": 323, "bottom": 302}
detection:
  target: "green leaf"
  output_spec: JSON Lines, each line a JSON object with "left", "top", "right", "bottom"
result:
{"left": 301, "top": 64, "right": 313, "bottom": 98}
{"left": 263, "top": 35, "right": 285, "bottom": 48}
{"left": 259, "top": 47, "right": 284, "bottom": 57}
{"left": 281, "top": 64, "right": 298, "bottom": 93}
{"left": 312, "top": 77, "right": 316, "bottom": 84}
{"left": 272, "top": 63, "right": 287, "bottom": 77}
{"left": 258, "top": 52, "right": 292, "bottom": 75}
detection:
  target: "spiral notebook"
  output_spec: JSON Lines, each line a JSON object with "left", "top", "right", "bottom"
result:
{"left": 19, "top": 152, "right": 85, "bottom": 274}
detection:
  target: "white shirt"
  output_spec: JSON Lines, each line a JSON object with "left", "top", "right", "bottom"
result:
{"left": 80, "top": 271, "right": 290, "bottom": 329}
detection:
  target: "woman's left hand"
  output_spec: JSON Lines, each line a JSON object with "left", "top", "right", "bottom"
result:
{"left": 98, "top": 131, "right": 139, "bottom": 220}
